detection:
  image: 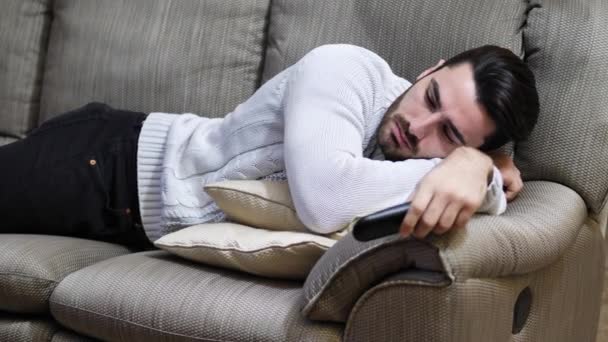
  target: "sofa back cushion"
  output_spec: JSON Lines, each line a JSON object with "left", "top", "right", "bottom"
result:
{"left": 39, "top": 0, "right": 271, "bottom": 123}
{"left": 516, "top": 0, "right": 608, "bottom": 215}
{"left": 262, "top": 0, "right": 528, "bottom": 83}
{"left": 0, "top": 0, "right": 52, "bottom": 144}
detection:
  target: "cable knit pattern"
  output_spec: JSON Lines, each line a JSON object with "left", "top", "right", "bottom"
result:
{"left": 137, "top": 44, "right": 506, "bottom": 242}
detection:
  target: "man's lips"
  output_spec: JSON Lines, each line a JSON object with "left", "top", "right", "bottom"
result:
{"left": 392, "top": 120, "right": 411, "bottom": 150}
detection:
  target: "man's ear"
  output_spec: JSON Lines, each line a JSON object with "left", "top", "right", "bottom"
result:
{"left": 416, "top": 59, "right": 446, "bottom": 81}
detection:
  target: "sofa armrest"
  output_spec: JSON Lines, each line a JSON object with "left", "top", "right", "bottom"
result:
{"left": 302, "top": 181, "right": 588, "bottom": 322}
{"left": 302, "top": 232, "right": 448, "bottom": 322}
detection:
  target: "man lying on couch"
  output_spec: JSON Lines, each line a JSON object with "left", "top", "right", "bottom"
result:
{"left": 0, "top": 44, "right": 539, "bottom": 250}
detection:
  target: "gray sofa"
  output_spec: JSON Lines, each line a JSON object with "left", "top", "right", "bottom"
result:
{"left": 1, "top": 0, "right": 607, "bottom": 341}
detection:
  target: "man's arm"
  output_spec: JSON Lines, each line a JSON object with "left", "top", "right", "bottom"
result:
{"left": 282, "top": 45, "right": 506, "bottom": 234}
{"left": 283, "top": 45, "right": 441, "bottom": 234}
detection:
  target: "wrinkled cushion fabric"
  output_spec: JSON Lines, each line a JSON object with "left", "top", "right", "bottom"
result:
{"left": 205, "top": 180, "right": 309, "bottom": 232}
{"left": 50, "top": 251, "right": 343, "bottom": 341}
{"left": 155, "top": 222, "right": 337, "bottom": 280}
{"left": 516, "top": 0, "right": 608, "bottom": 215}
{"left": 0, "top": 235, "right": 130, "bottom": 314}
{"left": 263, "top": 0, "right": 527, "bottom": 83}
{"left": 0, "top": 0, "right": 51, "bottom": 138}
{"left": 204, "top": 180, "right": 350, "bottom": 240}
{"left": 40, "top": 0, "right": 270, "bottom": 121}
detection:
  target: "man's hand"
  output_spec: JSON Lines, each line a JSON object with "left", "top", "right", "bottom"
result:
{"left": 488, "top": 151, "right": 522, "bottom": 202}
{"left": 399, "top": 147, "right": 493, "bottom": 239}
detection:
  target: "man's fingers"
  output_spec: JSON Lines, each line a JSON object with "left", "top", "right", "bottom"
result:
{"left": 454, "top": 206, "right": 475, "bottom": 229}
{"left": 506, "top": 190, "right": 517, "bottom": 201}
{"left": 434, "top": 202, "right": 462, "bottom": 235}
{"left": 400, "top": 189, "right": 433, "bottom": 237}
{"left": 413, "top": 196, "right": 448, "bottom": 239}
{"left": 505, "top": 177, "right": 523, "bottom": 202}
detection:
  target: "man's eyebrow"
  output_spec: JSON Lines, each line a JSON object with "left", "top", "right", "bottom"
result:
{"left": 431, "top": 79, "right": 467, "bottom": 145}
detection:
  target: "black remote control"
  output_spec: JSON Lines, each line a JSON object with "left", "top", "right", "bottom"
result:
{"left": 352, "top": 202, "right": 410, "bottom": 241}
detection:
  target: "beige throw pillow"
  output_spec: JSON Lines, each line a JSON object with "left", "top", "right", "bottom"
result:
{"left": 204, "top": 179, "right": 309, "bottom": 232}
{"left": 204, "top": 179, "right": 350, "bottom": 239}
{"left": 154, "top": 222, "right": 337, "bottom": 280}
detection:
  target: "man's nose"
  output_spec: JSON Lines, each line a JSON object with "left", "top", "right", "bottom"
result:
{"left": 409, "top": 114, "right": 443, "bottom": 140}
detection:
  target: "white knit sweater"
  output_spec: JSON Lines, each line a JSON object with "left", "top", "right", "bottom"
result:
{"left": 136, "top": 44, "right": 506, "bottom": 242}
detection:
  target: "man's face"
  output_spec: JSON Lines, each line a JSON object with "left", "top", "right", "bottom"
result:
{"left": 377, "top": 62, "right": 496, "bottom": 161}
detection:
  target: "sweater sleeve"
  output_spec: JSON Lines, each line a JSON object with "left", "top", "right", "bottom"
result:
{"left": 282, "top": 45, "right": 505, "bottom": 234}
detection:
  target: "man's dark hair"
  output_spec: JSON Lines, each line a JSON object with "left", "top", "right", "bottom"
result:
{"left": 439, "top": 45, "right": 540, "bottom": 151}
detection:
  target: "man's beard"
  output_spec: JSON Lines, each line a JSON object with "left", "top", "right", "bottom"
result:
{"left": 376, "top": 86, "right": 418, "bottom": 161}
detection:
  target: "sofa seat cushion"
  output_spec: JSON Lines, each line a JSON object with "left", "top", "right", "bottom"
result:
{"left": 0, "top": 235, "right": 131, "bottom": 314}
{"left": 0, "top": 314, "right": 59, "bottom": 341}
{"left": 50, "top": 251, "right": 343, "bottom": 342}
{"left": 0, "top": 313, "right": 95, "bottom": 341}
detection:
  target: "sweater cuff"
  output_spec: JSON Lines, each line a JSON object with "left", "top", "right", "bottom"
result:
{"left": 136, "top": 112, "right": 177, "bottom": 242}
{"left": 479, "top": 165, "right": 507, "bottom": 215}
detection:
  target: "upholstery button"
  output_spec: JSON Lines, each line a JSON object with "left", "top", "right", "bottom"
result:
{"left": 125, "top": 208, "right": 131, "bottom": 214}
{"left": 89, "top": 159, "right": 97, "bottom": 166}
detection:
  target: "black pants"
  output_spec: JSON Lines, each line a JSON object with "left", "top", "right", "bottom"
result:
{"left": 0, "top": 103, "right": 155, "bottom": 251}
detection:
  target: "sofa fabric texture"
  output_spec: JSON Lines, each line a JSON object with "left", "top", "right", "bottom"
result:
{"left": 50, "top": 251, "right": 343, "bottom": 341}
{"left": 0, "top": 235, "right": 131, "bottom": 314}
{"left": 0, "top": 316, "right": 93, "bottom": 341}
{"left": 344, "top": 221, "right": 605, "bottom": 342}
{"left": 0, "top": 315, "right": 59, "bottom": 342}
{"left": 302, "top": 181, "right": 585, "bottom": 322}
{"left": 39, "top": 0, "right": 271, "bottom": 122}
{"left": 516, "top": 0, "right": 608, "bottom": 215}
{"left": 303, "top": 236, "right": 444, "bottom": 322}
{"left": 0, "top": 0, "right": 606, "bottom": 340}
{"left": 0, "top": 0, "right": 51, "bottom": 140}
{"left": 431, "top": 181, "right": 587, "bottom": 279}
{"left": 51, "top": 330, "right": 97, "bottom": 342}
{"left": 262, "top": 0, "right": 527, "bottom": 83}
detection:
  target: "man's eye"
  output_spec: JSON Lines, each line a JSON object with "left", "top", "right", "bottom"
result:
{"left": 442, "top": 125, "right": 455, "bottom": 144}
{"left": 425, "top": 92, "right": 436, "bottom": 111}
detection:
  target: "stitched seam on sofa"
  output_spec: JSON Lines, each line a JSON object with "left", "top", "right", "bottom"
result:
{"left": 160, "top": 240, "right": 331, "bottom": 253}
{"left": 255, "top": 0, "right": 274, "bottom": 88}
{"left": 50, "top": 301, "right": 237, "bottom": 342}
{"left": 343, "top": 278, "right": 452, "bottom": 339}
{"left": 206, "top": 187, "right": 296, "bottom": 211}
